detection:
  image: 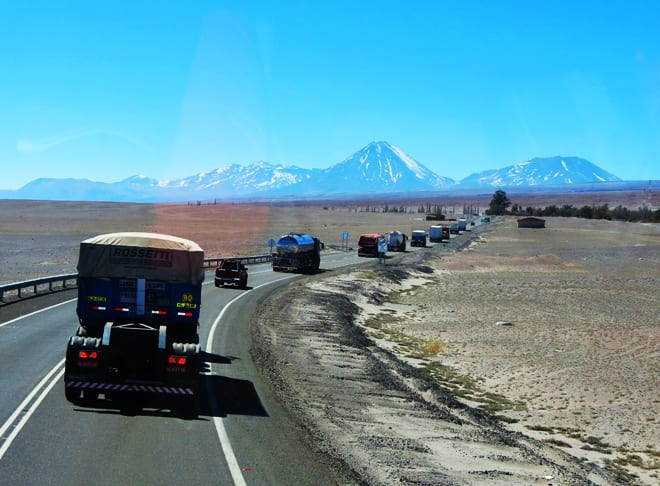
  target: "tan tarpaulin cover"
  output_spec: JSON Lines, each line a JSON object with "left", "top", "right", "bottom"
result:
{"left": 77, "top": 232, "right": 205, "bottom": 284}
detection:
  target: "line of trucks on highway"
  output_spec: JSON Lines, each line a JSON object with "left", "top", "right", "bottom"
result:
{"left": 64, "top": 219, "right": 480, "bottom": 406}
{"left": 358, "top": 217, "right": 474, "bottom": 254}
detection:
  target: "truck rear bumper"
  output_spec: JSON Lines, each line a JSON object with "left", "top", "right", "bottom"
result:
{"left": 64, "top": 326, "right": 201, "bottom": 403}
{"left": 272, "top": 265, "right": 298, "bottom": 272}
{"left": 65, "top": 380, "right": 196, "bottom": 395}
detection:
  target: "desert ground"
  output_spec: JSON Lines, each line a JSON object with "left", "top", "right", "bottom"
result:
{"left": 0, "top": 194, "right": 658, "bottom": 484}
{"left": 253, "top": 216, "right": 658, "bottom": 485}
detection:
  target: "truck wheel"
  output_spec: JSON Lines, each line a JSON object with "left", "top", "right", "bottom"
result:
{"left": 83, "top": 337, "right": 100, "bottom": 348}
{"left": 69, "top": 336, "right": 85, "bottom": 348}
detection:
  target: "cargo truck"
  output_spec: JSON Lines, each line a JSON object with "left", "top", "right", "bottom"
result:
{"left": 271, "top": 233, "right": 322, "bottom": 273}
{"left": 458, "top": 218, "right": 468, "bottom": 231}
{"left": 387, "top": 230, "right": 407, "bottom": 252}
{"left": 410, "top": 230, "right": 427, "bottom": 247}
{"left": 429, "top": 225, "right": 444, "bottom": 242}
{"left": 64, "top": 232, "right": 204, "bottom": 405}
{"left": 357, "top": 233, "right": 382, "bottom": 257}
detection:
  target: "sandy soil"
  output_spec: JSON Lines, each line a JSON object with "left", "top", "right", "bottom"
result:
{"left": 253, "top": 217, "right": 659, "bottom": 485}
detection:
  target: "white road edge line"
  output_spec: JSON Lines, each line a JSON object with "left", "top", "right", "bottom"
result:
{"left": 0, "top": 359, "right": 66, "bottom": 461}
{"left": 0, "top": 298, "right": 77, "bottom": 329}
{"left": 206, "top": 276, "right": 295, "bottom": 486}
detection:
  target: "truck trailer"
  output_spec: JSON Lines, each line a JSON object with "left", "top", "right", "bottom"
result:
{"left": 429, "top": 225, "right": 444, "bottom": 242}
{"left": 458, "top": 218, "right": 468, "bottom": 231}
{"left": 410, "top": 230, "right": 427, "bottom": 247}
{"left": 64, "top": 232, "right": 204, "bottom": 405}
{"left": 387, "top": 231, "right": 407, "bottom": 252}
{"left": 271, "top": 233, "right": 322, "bottom": 273}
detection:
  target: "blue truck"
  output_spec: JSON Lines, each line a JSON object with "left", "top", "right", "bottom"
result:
{"left": 428, "top": 225, "right": 444, "bottom": 242}
{"left": 64, "top": 232, "right": 204, "bottom": 406}
{"left": 458, "top": 218, "right": 468, "bottom": 231}
{"left": 387, "top": 230, "right": 407, "bottom": 251}
{"left": 271, "top": 233, "right": 322, "bottom": 273}
{"left": 410, "top": 230, "right": 427, "bottom": 247}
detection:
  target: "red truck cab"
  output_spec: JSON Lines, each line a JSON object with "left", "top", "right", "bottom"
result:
{"left": 358, "top": 233, "right": 383, "bottom": 257}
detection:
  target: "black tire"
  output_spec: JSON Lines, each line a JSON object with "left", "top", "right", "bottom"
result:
{"left": 69, "top": 336, "right": 85, "bottom": 347}
{"left": 82, "top": 337, "right": 100, "bottom": 348}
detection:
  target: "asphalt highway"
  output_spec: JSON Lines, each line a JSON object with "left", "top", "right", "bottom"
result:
{"left": 0, "top": 248, "right": 384, "bottom": 486}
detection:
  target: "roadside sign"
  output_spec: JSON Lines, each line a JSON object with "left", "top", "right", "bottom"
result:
{"left": 341, "top": 231, "right": 349, "bottom": 251}
{"left": 268, "top": 238, "right": 276, "bottom": 252}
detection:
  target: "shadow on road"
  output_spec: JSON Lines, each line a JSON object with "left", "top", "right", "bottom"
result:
{"left": 66, "top": 351, "right": 268, "bottom": 420}
{"left": 202, "top": 374, "right": 268, "bottom": 418}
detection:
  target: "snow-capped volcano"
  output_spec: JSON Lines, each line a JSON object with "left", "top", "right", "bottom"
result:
{"left": 459, "top": 156, "right": 622, "bottom": 187}
{"left": 311, "top": 141, "right": 455, "bottom": 193}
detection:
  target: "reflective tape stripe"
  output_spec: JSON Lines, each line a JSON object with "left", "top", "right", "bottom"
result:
{"left": 65, "top": 381, "right": 193, "bottom": 394}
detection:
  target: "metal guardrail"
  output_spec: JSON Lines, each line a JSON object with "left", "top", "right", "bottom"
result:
{"left": 203, "top": 254, "right": 272, "bottom": 268}
{"left": 0, "top": 274, "right": 79, "bottom": 303}
{"left": 0, "top": 255, "right": 273, "bottom": 304}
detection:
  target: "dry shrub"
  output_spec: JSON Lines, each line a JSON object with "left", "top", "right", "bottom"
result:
{"left": 422, "top": 338, "right": 444, "bottom": 356}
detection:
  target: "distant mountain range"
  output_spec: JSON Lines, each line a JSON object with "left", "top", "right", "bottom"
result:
{"left": 0, "top": 141, "right": 625, "bottom": 202}
{"left": 459, "top": 156, "right": 622, "bottom": 187}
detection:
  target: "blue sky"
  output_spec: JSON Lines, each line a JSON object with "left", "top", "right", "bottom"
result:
{"left": 2, "top": 0, "right": 658, "bottom": 190}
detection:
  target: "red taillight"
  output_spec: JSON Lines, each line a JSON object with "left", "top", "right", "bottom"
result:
{"left": 168, "top": 356, "right": 187, "bottom": 365}
{"left": 177, "top": 312, "right": 193, "bottom": 317}
{"left": 114, "top": 307, "right": 130, "bottom": 312}
{"left": 151, "top": 310, "right": 167, "bottom": 315}
{"left": 90, "top": 306, "right": 107, "bottom": 311}
{"left": 78, "top": 350, "right": 98, "bottom": 360}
